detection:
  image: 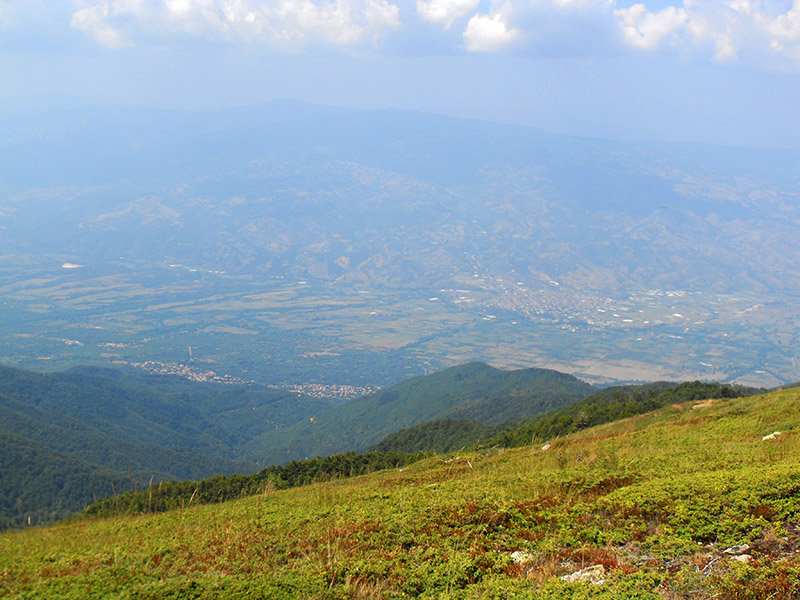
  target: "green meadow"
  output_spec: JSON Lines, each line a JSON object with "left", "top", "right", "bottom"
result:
{"left": 3, "top": 387, "right": 800, "bottom": 598}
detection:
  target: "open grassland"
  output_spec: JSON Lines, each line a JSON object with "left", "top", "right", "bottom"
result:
{"left": 3, "top": 388, "right": 800, "bottom": 598}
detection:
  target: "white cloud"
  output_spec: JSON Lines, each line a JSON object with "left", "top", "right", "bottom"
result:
{"left": 463, "top": 10, "right": 519, "bottom": 51}
{"left": 685, "top": 11, "right": 738, "bottom": 60}
{"left": 727, "top": 0, "right": 752, "bottom": 16}
{"left": 71, "top": 3, "right": 128, "bottom": 48}
{"left": 417, "top": 0, "right": 480, "bottom": 28}
{"left": 65, "top": 0, "right": 800, "bottom": 67}
{"left": 760, "top": 2, "right": 800, "bottom": 42}
{"left": 417, "top": 0, "right": 616, "bottom": 54}
{"left": 70, "top": 0, "right": 401, "bottom": 48}
{"left": 613, "top": 1, "right": 800, "bottom": 66}
{"left": 614, "top": 3, "right": 688, "bottom": 50}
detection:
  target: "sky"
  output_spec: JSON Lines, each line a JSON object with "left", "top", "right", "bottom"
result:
{"left": 1, "top": 0, "right": 799, "bottom": 148}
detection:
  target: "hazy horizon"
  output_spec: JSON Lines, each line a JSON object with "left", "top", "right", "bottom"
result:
{"left": 2, "top": 1, "right": 799, "bottom": 149}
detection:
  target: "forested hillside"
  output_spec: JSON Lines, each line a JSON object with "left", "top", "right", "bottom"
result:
{"left": 82, "top": 380, "right": 762, "bottom": 520}
{"left": 0, "top": 362, "right": 595, "bottom": 528}
{"left": 0, "top": 364, "right": 329, "bottom": 528}
{"left": 370, "top": 381, "right": 762, "bottom": 454}
{"left": 371, "top": 418, "right": 503, "bottom": 454}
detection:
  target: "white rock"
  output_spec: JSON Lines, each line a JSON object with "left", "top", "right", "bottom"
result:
{"left": 561, "top": 564, "right": 606, "bottom": 585}
{"left": 723, "top": 544, "right": 751, "bottom": 555}
{"left": 510, "top": 550, "right": 535, "bottom": 564}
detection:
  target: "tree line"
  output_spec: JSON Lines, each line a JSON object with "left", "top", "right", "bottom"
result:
{"left": 83, "top": 450, "right": 428, "bottom": 518}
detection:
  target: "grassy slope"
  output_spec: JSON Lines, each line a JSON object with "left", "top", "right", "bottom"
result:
{"left": 3, "top": 387, "right": 800, "bottom": 599}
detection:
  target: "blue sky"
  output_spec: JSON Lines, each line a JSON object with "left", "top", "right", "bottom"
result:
{"left": 1, "top": 0, "right": 799, "bottom": 148}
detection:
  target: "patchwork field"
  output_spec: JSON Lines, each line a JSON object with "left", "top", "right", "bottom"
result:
{"left": 1, "top": 255, "right": 796, "bottom": 390}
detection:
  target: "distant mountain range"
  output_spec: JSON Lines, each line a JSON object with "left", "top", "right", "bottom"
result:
{"left": 2, "top": 101, "right": 798, "bottom": 296}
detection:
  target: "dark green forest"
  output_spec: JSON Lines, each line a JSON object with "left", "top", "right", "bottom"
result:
{"left": 0, "top": 364, "right": 328, "bottom": 528}
{"left": 371, "top": 419, "right": 502, "bottom": 454}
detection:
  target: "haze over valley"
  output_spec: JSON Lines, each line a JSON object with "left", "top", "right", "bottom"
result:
{"left": 1, "top": 103, "right": 798, "bottom": 389}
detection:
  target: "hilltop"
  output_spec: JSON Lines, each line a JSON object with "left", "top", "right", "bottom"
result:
{"left": 3, "top": 386, "right": 799, "bottom": 598}
{"left": 244, "top": 362, "right": 594, "bottom": 464}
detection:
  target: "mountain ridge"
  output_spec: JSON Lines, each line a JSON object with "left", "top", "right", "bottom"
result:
{"left": 241, "top": 362, "right": 595, "bottom": 464}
